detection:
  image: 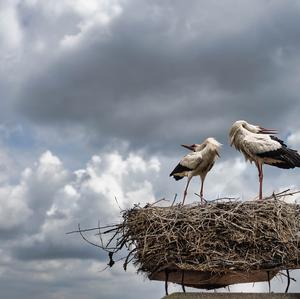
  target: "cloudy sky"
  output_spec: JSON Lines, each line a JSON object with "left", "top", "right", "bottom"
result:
{"left": 1, "top": 0, "right": 300, "bottom": 298}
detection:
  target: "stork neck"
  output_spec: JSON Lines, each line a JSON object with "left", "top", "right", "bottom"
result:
{"left": 232, "top": 126, "right": 249, "bottom": 148}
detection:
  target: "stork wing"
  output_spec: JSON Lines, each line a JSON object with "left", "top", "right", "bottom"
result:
{"left": 243, "top": 134, "right": 282, "bottom": 155}
{"left": 170, "top": 151, "right": 203, "bottom": 177}
{"left": 180, "top": 151, "right": 203, "bottom": 170}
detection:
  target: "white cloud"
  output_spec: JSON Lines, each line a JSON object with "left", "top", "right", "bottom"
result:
{"left": 36, "top": 151, "right": 67, "bottom": 182}
{"left": 0, "top": 148, "right": 160, "bottom": 239}
{"left": 0, "top": 148, "right": 162, "bottom": 299}
{"left": 0, "top": 1, "right": 23, "bottom": 52}
{"left": 0, "top": 183, "right": 32, "bottom": 230}
{"left": 58, "top": 0, "right": 123, "bottom": 48}
{"left": 0, "top": 150, "right": 69, "bottom": 231}
{"left": 207, "top": 157, "right": 251, "bottom": 197}
{"left": 69, "top": 151, "right": 160, "bottom": 217}
{"left": 287, "top": 130, "right": 300, "bottom": 148}
{"left": 0, "top": 0, "right": 124, "bottom": 64}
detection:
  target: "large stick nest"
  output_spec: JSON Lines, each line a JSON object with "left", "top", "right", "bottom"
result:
{"left": 123, "top": 199, "right": 300, "bottom": 275}
{"left": 69, "top": 190, "right": 300, "bottom": 279}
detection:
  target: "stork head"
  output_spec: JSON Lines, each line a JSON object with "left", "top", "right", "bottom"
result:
{"left": 181, "top": 137, "right": 222, "bottom": 153}
{"left": 204, "top": 137, "right": 222, "bottom": 157}
{"left": 229, "top": 120, "right": 278, "bottom": 145}
{"left": 204, "top": 137, "right": 222, "bottom": 148}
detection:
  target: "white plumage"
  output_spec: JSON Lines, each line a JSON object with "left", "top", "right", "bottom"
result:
{"left": 229, "top": 120, "right": 300, "bottom": 199}
{"left": 170, "top": 137, "right": 221, "bottom": 205}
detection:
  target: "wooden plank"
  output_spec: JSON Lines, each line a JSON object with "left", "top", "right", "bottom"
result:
{"left": 150, "top": 269, "right": 279, "bottom": 289}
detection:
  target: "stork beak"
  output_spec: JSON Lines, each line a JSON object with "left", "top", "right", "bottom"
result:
{"left": 181, "top": 144, "right": 195, "bottom": 151}
{"left": 259, "top": 126, "right": 278, "bottom": 134}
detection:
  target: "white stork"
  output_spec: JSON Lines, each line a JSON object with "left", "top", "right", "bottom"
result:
{"left": 229, "top": 120, "right": 300, "bottom": 200}
{"left": 170, "top": 137, "right": 221, "bottom": 205}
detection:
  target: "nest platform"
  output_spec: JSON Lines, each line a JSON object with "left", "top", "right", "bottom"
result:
{"left": 70, "top": 191, "right": 300, "bottom": 290}
{"left": 123, "top": 199, "right": 300, "bottom": 288}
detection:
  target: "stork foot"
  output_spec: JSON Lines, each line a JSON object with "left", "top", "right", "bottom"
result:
{"left": 201, "top": 197, "right": 207, "bottom": 206}
{"left": 194, "top": 193, "right": 207, "bottom": 206}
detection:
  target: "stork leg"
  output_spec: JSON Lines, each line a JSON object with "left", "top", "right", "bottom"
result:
{"left": 257, "top": 162, "right": 263, "bottom": 200}
{"left": 182, "top": 176, "right": 192, "bottom": 205}
{"left": 200, "top": 177, "right": 204, "bottom": 206}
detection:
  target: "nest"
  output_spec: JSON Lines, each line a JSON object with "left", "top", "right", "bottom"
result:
{"left": 69, "top": 190, "right": 300, "bottom": 289}
{"left": 124, "top": 200, "right": 300, "bottom": 274}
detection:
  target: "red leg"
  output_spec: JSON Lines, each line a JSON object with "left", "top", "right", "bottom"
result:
{"left": 200, "top": 178, "right": 204, "bottom": 206}
{"left": 257, "top": 162, "right": 263, "bottom": 200}
{"left": 182, "top": 176, "right": 192, "bottom": 205}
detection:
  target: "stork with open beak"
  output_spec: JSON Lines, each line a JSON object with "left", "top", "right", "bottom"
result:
{"left": 170, "top": 137, "right": 221, "bottom": 205}
{"left": 229, "top": 120, "right": 300, "bottom": 200}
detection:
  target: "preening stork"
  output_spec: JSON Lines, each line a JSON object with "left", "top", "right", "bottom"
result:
{"left": 229, "top": 120, "right": 300, "bottom": 200}
{"left": 170, "top": 137, "right": 221, "bottom": 205}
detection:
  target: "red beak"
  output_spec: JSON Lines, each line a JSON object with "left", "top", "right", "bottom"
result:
{"left": 259, "top": 127, "right": 278, "bottom": 134}
{"left": 181, "top": 144, "right": 195, "bottom": 151}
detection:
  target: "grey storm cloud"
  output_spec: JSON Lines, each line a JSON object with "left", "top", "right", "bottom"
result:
{"left": 14, "top": 0, "right": 300, "bottom": 151}
{"left": 12, "top": 236, "right": 106, "bottom": 260}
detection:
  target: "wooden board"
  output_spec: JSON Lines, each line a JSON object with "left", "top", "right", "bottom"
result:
{"left": 149, "top": 269, "right": 279, "bottom": 289}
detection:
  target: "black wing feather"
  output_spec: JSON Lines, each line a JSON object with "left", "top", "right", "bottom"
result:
{"left": 170, "top": 163, "right": 192, "bottom": 177}
{"left": 257, "top": 136, "right": 300, "bottom": 168}
{"left": 173, "top": 175, "right": 184, "bottom": 181}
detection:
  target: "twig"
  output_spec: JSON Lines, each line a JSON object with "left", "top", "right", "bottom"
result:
{"left": 267, "top": 271, "right": 271, "bottom": 293}
{"left": 181, "top": 270, "right": 186, "bottom": 293}
{"left": 123, "top": 248, "right": 136, "bottom": 271}
{"left": 77, "top": 224, "right": 104, "bottom": 249}
{"left": 285, "top": 269, "right": 290, "bottom": 293}
{"left": 98, "top": 219, "right": 104, "bottom": 248}
{"left": 165, "top": 270, "right": 169, "bottom": 296}
{"left": 148, "top": 198, "right": 169, "bottom": 207}
{"left": 114, "top": 196, "right": 122, "bottom": 211}
{"left": 280, "top": 271, "right": 296, "bottom": 282}
{"left": 67, "top": 224, "right": 119, "bottom": 235}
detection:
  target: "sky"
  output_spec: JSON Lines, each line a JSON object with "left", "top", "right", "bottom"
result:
{"left": 1, "top": 0, "right": 300, "bottom": 298}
